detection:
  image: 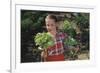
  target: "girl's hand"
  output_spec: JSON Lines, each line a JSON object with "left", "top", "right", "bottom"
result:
{"left": 41, "top": 49, "right": 47, "bottom": 62}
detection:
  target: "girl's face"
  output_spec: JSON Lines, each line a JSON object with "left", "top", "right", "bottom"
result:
{"left": 45, "top": 18, "right": 57, "bottom": 32}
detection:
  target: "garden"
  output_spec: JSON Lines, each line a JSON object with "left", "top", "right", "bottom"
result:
{"left": 21, "top": 10, "right": 89, "bottom": 62}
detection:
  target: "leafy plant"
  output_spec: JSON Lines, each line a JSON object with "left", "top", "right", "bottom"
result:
{"left": 66, "top": 48, "right": 79, "bottom": 60}
{"left": 64, "top": 36, "right": 79, "bottom": 60}
{"left": 62, "top": 20, "right": 76, "bottom": 38}
{"left": 64, "top": 36, "right": 78, "bottom": 47}
{"left": 34, "top": 32, "right": 54, "bottom": 50}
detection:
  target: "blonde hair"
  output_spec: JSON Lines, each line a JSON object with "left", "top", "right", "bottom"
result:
{"left": 46, "top": 14, "right": 58, "bottom": 22}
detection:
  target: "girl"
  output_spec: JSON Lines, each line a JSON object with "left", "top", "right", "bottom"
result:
{"left": 41, "top": 14, "right": 68, "bottom": 61}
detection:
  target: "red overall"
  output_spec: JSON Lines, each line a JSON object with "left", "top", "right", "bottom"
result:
{"left": 46, "top": 32, "right": 67, "bottom": 61}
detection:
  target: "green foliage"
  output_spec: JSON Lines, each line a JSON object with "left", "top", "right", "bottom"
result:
{"left": 65, "top": 48, "right": 78, "bottom": 60}
{"left": 21, "top": 18, "right": 33, "bottom": 30}
{"left": 64, "top": 35, "right": 79, "bottom": 60}
{"left": 34, "top": 32, "right": 54, "bottom": 49}
{"left": 64, "top": 36, "right": 78, "bottom": 46}
{"left": 75, "top": 13, "right": 89, "bottom": 28}
{"left": 63, "top": 20, "right": 72, "bottom": 33}
{"left": 63, "top": 20, "right": 76, "bottom": 38}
